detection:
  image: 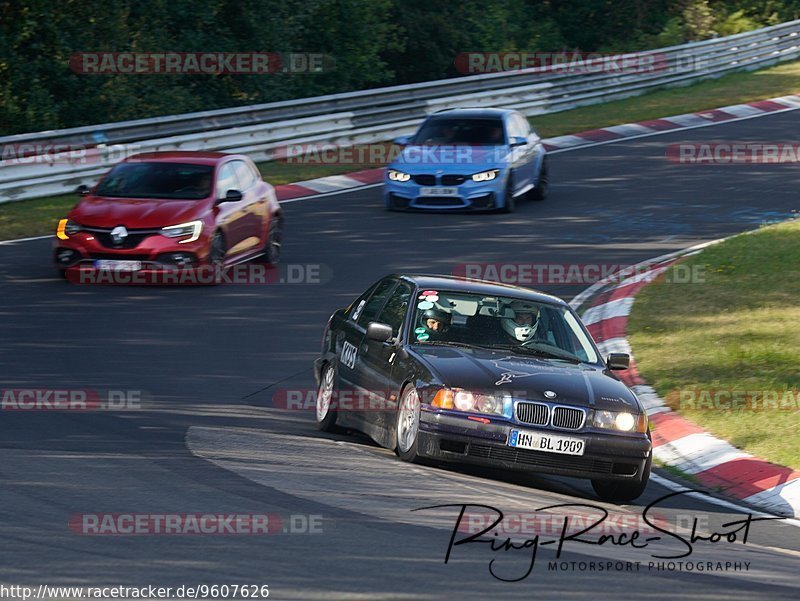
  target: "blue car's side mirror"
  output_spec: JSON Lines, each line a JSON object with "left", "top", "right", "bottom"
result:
{"left": 510, "top": 136, "right": 527, "bottom": 147}
{"left": 393, "top": 136, "right": 410, "bottom": 146}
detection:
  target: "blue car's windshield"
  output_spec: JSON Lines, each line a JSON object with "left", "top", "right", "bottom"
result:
{"left": 412, "top": 118, "right": 506, "bottom": 146}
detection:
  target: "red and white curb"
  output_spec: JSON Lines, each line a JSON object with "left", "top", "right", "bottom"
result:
{"left": 570, "top": 241, "right": 800, "bottom": 518}
{"left": 273, "top": 168, "right": 383, "bottom": 201}
{"left": 543, "top": 93, "right": 800, "bottom": 152}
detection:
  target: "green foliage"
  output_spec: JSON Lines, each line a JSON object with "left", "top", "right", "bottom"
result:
{"left": 0, "top": 0, "right": 797, "bottom": 135}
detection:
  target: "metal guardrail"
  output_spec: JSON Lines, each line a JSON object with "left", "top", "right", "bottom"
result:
{"left": 2, "top": 19, "right": 799, "bottom": 203}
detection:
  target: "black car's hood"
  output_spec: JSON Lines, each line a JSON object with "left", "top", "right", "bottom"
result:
{"left": 410, "top": 344, "right": 641, "bottom": 412}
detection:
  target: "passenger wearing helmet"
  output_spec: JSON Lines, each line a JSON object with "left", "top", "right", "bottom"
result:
{"left": 501, "top": 301, "right": 539, "bottom": 343}
{"left": 418, "top": 307, "right": 452, "bottom": 340}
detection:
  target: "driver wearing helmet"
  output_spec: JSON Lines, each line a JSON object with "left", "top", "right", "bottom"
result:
{"left": 501, "top": 301, "right": 540, "bottom": 343}
{"left": 419, "top": 307, "right": 452, "bottom": 339}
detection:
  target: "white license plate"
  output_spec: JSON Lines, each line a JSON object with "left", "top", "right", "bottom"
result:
{"left": 94, "top": 260, "right": 142, "bottom": 271}
{"left": 420, "top": 187, "right": 458, "bottom": 196}
{"left": 508, "top": 429, "right": 585, "bottom": 456}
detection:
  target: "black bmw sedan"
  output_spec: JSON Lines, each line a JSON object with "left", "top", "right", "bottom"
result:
{"left": 313, "top": 274, "right": 652, "bottom": 502}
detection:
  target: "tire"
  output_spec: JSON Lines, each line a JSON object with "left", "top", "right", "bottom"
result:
{"left": 529, "top": 157, "right": 549, "bottom": 201}
{"left": 316, "top": 362, "right": 339, "bottom": 432}
{"left": 208, "top": 231, "right": 226, "bottom": 285}
{"left": 395, "top": 385, "right": 421, "bottom": 462}
{"left": 262, "top": 213, "right": 283, "bottom": 265}
{"left": 500, "top": 174, "right": 516, "bottom": 213}
{"left": 591, "top": 449, "right": 652, "bottom": 503}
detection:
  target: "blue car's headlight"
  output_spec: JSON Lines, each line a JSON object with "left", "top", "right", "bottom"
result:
{"left": 388, "top": 169, "right": 411, "bottom": 182}
{"left": 472, "top": 169, "right": 500, "bottom": 182}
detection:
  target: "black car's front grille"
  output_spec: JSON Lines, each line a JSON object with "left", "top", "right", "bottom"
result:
{"left": 441, "top": 174, "right": 467, "bottom": 186}
{"left": 468, "top": 443, "right": 614, "bottom": 475}
{"left": 516, "top": 402, "right": 549, "bottom": 426}
{"left": 552, "top": 406, "right": 586, "bottom": 430}
{"left": 416, "top": 197, "right": 463, "bottom": 206}
{"left": 412, "top": 174, "right": 436, "bottom": 185}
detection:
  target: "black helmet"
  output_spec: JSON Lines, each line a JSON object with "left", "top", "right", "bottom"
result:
{"left": 420, "top": 307, "right": 451, "bottom": 333}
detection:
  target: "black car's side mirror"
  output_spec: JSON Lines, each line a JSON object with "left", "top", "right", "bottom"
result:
{"left": 366, "top": 322, "right": 393, "bottom": 343}
{"left": 219, "top": 189, "right": 243, "bottom": 203}
{"left": 607, "top": 353, "right": 630, "bottom": 370}
{"left": 75, "top": 184, "right": 90, "bottom": 196}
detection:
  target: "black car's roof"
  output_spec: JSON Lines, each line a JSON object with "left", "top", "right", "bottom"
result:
{"left": 395, "top": 274, "right": 566, "bottom": 306}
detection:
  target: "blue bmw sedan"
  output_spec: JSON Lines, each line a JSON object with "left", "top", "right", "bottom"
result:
{"left": 384, "top": 108, "right": 548, "bottom": 212}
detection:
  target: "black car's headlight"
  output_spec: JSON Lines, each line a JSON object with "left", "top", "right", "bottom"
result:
{"left": 56, "top": 219, "right": 82, "bottom": 240}
{"left": 593, "top": 410, "right": 647, "bottom": 433}
{"left": 431, "top": 387, "right": 512, "bottom": 417}
{"left": 161, "top": 220, "right": 203, "bottom": 244}
{"left": 388, "top": 169, "right": 411, "bottom": 182}
{"left": 471, "top": 169, "right": 500, "bottom": 182}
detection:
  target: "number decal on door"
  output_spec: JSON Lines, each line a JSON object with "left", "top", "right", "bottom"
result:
{"left": 340, "top": 341, "right": 358, "bottom": 370}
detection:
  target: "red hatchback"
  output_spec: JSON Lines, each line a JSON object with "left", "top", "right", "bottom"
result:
{"left": 54, "top": 151, "right": 282, "bottom": 282}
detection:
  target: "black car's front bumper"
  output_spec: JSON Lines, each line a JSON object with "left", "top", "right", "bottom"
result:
{"left": 418, "top": 410, "right": 651, "bottom": 481}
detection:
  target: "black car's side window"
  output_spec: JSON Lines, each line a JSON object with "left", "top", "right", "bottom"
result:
{"left": 356, "top": 279, "right": 397, "bottom": 328}
{"left": 376, "top": 282, "right": 413, "bottom": 337}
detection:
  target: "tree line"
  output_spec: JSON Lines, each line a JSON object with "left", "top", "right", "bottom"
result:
{"left": 1, "top": 0, "right": 798, "bottom": 135}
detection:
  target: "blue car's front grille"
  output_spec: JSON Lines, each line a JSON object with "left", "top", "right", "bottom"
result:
{"left": 416, "top": 197, "right": 463, "bottom": 207}
{"left": 412, "top": 174, "right": 436, "bottom": 185}
{"left": 441, "top": 174, "right": 467, "bottom": 185}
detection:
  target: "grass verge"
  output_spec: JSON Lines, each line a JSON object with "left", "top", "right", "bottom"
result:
{"left": 3, "top": 59, "right": 799, "bottom": 241}
{"left": 628, "top": 219, "right": 800, "bottom": 469}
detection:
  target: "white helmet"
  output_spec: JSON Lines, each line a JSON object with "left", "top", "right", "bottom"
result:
{"left": 501, "top": 301, "right": 539, "bottom": 342}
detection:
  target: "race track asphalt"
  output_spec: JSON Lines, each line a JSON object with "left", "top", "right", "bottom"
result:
{"left": 1, "top": 109, "right": 799, "bottom": 600}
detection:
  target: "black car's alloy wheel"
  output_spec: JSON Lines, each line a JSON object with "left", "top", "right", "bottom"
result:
{"left": 316, "top": 363, "right": 339, "bottom": 432}
{"left": 395, "top": 385, "right": 421, "bottom": 462}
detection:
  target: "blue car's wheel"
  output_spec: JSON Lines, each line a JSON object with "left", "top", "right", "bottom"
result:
{"left": 501, "top": 174, "right": 516, "bottom": 213}
{"left": 530, "top": 156, "right": 549, "bottom": 201}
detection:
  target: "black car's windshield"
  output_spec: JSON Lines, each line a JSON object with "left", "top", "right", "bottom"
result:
{"left": 411, "top": 290, "right": 599, "bottom": 364}
{"left": 95, "top": 162, "right": 214, "bottom": 200}
{"left": 412, "top": 118, "right": 506, "bottom": 146}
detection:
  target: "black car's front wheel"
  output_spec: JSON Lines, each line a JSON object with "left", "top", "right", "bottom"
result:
{"left": 591, "top": 449, "right": 652, "bottom": 503}
{"left": 316, "top": 362, "right": 339, "bottom": 432}
{"left": 395, "top": 385, "right": 421, "bottom": 462}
